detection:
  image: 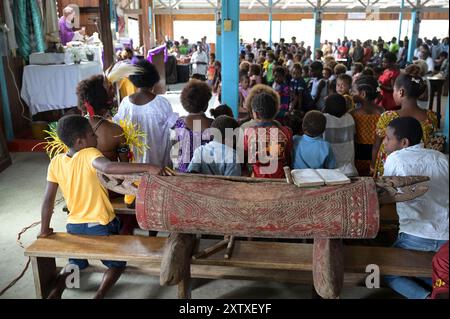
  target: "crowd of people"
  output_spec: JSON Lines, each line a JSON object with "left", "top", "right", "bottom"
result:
{"left": 36, "top": 33, "right": 449, "bottom": 299}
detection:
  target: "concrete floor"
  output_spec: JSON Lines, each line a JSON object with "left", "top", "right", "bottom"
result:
{"left": 1, "top": 84, "right": 446, "bottom": 299}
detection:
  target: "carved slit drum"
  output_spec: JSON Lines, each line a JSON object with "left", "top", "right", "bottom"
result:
{"left": 134, "top": 174, "right": 380, "bottom": 239}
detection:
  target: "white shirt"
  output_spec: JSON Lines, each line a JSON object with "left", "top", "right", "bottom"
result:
{"left": 113, "top": 95, "right": 179, "bottom": 166}
{"left": 191, "top": 51, "right": 208, "bottom": 76}
{"left": 423, "top": 57, "right": 435, "bottom": 73}
{"left": 384, "top": 144, "right": 449, "bottom": 240}
{"left": 323, "top": 113, "right": 358, "bottom": 177}
{"left": 187, "top": 141, "right": 241, "bottom": 176}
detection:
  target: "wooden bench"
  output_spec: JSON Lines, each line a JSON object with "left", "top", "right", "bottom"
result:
{"left": 25, "top": 233, "right": 433, "bottom": 299}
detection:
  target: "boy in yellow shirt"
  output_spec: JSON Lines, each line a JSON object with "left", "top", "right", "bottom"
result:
{"left": 39, "top": 115, "right": 171, "bottom": 299}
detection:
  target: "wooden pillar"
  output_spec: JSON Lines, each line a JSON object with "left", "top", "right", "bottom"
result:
{"left": 99, "top": 0, "right": 114, "bottom": 70}
{"left": 312, "top": 239, "right": 344, "bottom": 299}
{"left": 141, "top": 0, "right": 152, "bottom": 54}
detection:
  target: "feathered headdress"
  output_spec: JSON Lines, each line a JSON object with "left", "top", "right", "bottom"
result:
{"left": 105, "top": 62, "right": 144, "bottom": 84}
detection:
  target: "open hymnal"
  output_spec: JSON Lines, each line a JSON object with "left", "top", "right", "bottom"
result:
{"left": 290, "top": 169, "right": 351, "bottom": 187}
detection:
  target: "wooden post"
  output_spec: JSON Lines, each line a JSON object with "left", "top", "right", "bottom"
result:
{"left": 141, "top": 0, "right": 151, "bottom": 54}
{"left": 160, "top": 233, "right": 195, "bottom": 299}
{"left": 30, "top": 257, "right": 57, "bottom": 299}
{"left": 312, "top": 239, "right": 344, "bottom": 299}
{"left": 99, "top": 0, "right": 114, "bottom": 70}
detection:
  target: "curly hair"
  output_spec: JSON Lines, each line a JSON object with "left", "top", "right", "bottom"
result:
{"left": 180, "top": 79, "right": 212, "bottom": 113}
{"left": 334, "top": 63, "right": 347, "bottom": 75}
{"left": 76, "top": 75, "right": 113, "bottom": 114}
{"left": 355, "top": 75, "right": 379, "bottom": 101}
{"left": 244, "top": 84, "right": 280, "bottom": 115}
{"left": 394, "top": 64, "right": 427, "bottom": 98}
{"left": 302, "top": 110, "right": 326, "bottom": 137}
{"left": 251, "top": 92, "right": 279, "bottom": 120}
{"left": 128, "top": 59, "right": 160, "bottom": 88}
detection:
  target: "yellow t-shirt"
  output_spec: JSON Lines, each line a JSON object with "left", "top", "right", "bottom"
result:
{"left": 47, "top": 148, "right": 115, "bottom": 225}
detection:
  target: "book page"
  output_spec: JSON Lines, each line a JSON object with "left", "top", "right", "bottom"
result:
{"left": 290, "top": 169, "right": 324, "bottom": 187}
{"left": 315, "top": 169, "right": 351, "bottom": 185}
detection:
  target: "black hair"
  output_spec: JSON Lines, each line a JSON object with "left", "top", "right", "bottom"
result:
{"left": 57, "top": 115, "right": 92, "bottom": 148}
{"left": 284, "top": 113, "right": 302, "bottom": 135}
{"left": 323, "top": 94, "right": 347, "bottom": 118}
{"left": 439, "top": 51, "right": 449, "bottom": 58}
{"left": 309, "top": 61, "right": 323, "bottom": 72}
{"left": 180, "top": 79, "right": 212, "bottom": 113}
{"left": 210, "top": 104, "right": 234, "bottom": 119}
{"left": 337, "top": 73, "right": 352, "bottom": 86}
{"left": 383, "top": 52, "right": 397, "bottom": 64}
{"left": 249, "top": 63, "right": 261, "bottom": 76}
{"left": 211, "top": 115, "right": 239, "bottom": 142}
{"left": 355, "top": 75, "right": 379, "bottom": 101}
{"left": 394, "top": 64, "right": 427, "bottom": 98}
{"left": 302, "top": 110, "right": 326, "bottom": 137}
{"left": 353, "top": 62, "right": 364, "bottom": 73}
{"left": 251, "top": 92, "right": 279, "bottom": 120}
{"left": 273, "top": 65, "right": 286, "bottom": 77}
{"left": 388, "top": 117, "right": 423, "bottom": 146}
{"left": 76, "top": 75, "right": 113, "bottom": 113}
{"left": 128, "top": 59, "right": 160, "bottom": 88}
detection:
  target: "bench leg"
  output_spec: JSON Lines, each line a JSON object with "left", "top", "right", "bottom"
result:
{"left": 30, "top": 256, "right": 57, "bottom": 299}
{"left": 177, "top": 263, "right": 191, "bottom": 299}
{"left": 160, "top": 233, "right": 195, "bottom": 299}
{"left": 312, "top": 239, "right": 344, "bottom": 299}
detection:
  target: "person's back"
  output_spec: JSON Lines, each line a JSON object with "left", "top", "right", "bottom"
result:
{"left": 382, "top": 117, "right": 448, "bottom": 299}
{"left": 76, "top": 75, "right": 129, "bottom": 162}
{"left": 113, "top": 59, "right": 178, "bottom": 166}
{"left": 243, "top": 90, "right": 292, "bottom": 178}
{"left": 174, "top": 79, "right": 213, "bottom": 172}
{"left": 292, "top": 110, "right": 336, "bottom": 169}
{"left": 322, "top": 94, "right": 357, "bottom": 176}
{"left": 49, "top": 147, "right": 115, "bottom": 225}
{"left": 188, "top": 116, "right": 241, "bottom": 176}
{"left": 384, "top": 142, "right": 448, "bottom": 240}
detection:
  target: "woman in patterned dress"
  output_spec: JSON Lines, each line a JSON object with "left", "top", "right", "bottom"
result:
{"left": 372, "top": 65, "right": 438, "bottom": 177}
{"left": 350, "top": 75, "right": 385, "bottom": 176}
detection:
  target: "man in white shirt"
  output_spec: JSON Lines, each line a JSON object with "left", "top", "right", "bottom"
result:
{"left": 383, "top": 117, "right": 449, "bottom": 299}
{"left": 190, "top": 42, "right": 208, "bottom": 81}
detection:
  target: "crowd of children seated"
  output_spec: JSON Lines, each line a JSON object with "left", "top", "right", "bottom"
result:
{"left": 38, "top": 34, "right": 448, "bottom": 299}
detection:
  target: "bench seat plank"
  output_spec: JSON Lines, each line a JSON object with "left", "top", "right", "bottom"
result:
{"left": 25, "top": 234, "right": 433, "bottom": 279}
{"left": 25, "top": 233, "right": 166, "bottom": 262}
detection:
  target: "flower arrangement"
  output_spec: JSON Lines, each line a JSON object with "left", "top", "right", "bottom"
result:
{"left": 67, "top": 47, "right": 83, "bottom": 64}
{"left": 85, "top": 47, "right": 95, "bottom": 61}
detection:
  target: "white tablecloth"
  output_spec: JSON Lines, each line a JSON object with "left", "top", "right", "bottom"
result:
{"left": 21, "top": 62, "right": 103, "bottom": 115}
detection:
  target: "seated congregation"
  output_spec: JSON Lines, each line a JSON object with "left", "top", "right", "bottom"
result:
{"left": 35, "top": 36, "right": 448, "bottom": 300}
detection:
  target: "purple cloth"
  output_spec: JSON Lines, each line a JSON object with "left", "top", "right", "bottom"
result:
{"left": 174, "top": 118, "right": 212, "bottom": 173}
{"left": 147, "top": 44, "right": 169, "bottom": 64}
{"left": 58, "top": 17, "right": 74, "bottom": 46}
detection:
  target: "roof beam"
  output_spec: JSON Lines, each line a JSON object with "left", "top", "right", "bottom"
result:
{"left": 154, "top": 6, "right": 450, "bottom": 15}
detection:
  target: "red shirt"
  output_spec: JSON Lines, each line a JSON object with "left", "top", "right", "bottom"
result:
{"left": 378, "top": 68, "right": 400, "bottom": 111}
{"left": 244, "top": 123, "right": 293, "bottom": 179}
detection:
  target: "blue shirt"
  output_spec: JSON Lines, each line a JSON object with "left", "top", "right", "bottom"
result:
{"left": 187, "top": 141, "right": 241, "bottom": 176}
{"left": 292, "top": 135, "right": 336, "bottom": 169}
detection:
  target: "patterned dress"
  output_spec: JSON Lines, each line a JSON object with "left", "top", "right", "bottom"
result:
{"left": 373, "top": 110, "right": 438, "bottom": 177}
{"left": 352, "top": 112, "right": 381, "bottom": 176}
{"left": 174, "top": 118, "right": 212, "bottom": 173}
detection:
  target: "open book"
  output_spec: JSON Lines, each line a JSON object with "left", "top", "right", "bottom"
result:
{"left": 290, "top": 169, "right": 351, "bottom": 187}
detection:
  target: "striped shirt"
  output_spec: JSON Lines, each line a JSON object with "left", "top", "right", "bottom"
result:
{"left": 323, "top": 113, "right": 358, "bottom": 176}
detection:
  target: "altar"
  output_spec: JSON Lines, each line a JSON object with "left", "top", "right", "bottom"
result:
{"left": 20, "top": 61, "right": 103, "bottom": 115}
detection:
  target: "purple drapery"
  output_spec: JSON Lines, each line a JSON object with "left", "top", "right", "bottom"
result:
{"left": 146, "top": 44, "right": 168, "bottom": 63}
